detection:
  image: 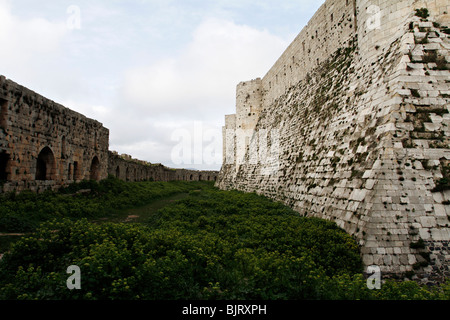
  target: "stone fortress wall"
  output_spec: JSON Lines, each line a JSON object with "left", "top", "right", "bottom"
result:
{"left": 0, "top": 76, "right": 110, "bottom": 193}
{"left": 108, "top": 151, "right": 218, "bottom": 183}
{"left": 218, "top": 0, "right": 450, "bottom": 282}
{"left": 0, "top": 76, "right": 218, "bottom": 193}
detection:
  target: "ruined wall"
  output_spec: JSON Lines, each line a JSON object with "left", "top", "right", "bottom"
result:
{"left": 108, "top": 152, "right": 218, "bottom": 183}
{"left": 0, "top": 76, "right": 109, "bottom": 193}
{"left": 217, "top": 0, "right": 450, "bottom": 282}
{"left": 0, "top": 76, "right": 219, "bottom": 194}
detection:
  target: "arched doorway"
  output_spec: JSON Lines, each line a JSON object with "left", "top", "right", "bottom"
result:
{"left": 36, "top": 147, "right": 56, "bottom": 181}
{"left": 126, "top": 167, "right": 130, "bottom": 181}
{"left": 90, "top": 156, "right": 100, "bottom": 181}
{"left": 115, "top": 166, "right": 120, "bottom": 179}
{"left": 0, "top": 151, "right": 10, "bottom": 181}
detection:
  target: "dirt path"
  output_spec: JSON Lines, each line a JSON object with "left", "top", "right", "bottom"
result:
{"left": 92, "top": 192, "right": 189, "bottom": 224}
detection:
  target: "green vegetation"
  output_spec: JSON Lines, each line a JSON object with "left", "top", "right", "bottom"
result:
{"left": 415, "top": 8, "right": 429, "bottom": 20}
{"left": 0, "top": 178, "right": 449, "bottom": 300}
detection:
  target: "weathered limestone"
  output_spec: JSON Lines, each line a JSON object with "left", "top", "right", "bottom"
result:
{"left": 217, "top": 0, "right": 450, "bottom": 283}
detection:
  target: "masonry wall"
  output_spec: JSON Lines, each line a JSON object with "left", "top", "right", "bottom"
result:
{"left": 0, "top": 76, "right": 109, "bottom": 193}
{"left": 0, "top": 76, "right": 219, "bottom": 194}
{"left": 218, "top": 0, "right": 450, "bottom": 283}
{"left": 108, "top": 152, "right": 218, "bottom": 183}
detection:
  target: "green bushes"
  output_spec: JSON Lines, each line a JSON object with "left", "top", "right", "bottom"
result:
{"left": 0, "top": 183, "right": 448, "bottom": 300}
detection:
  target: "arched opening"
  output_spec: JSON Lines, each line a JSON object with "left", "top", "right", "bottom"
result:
{"left": 190, "top": 174, "right": 193, "bottom": 181}
{"left": 126, "top": 167, "right": 130, "bottom": 182}
{"left": 90, "top": 156, "right": 100, "bottom": 181}
{"left": 36, "top": 147, "right": 56, "bottom": 181}
{"left": 73, "top": 161, "right": 79, "bottom": 181}
{"left": 0, "top": 151, "right": 10, "bottom": 181}
{"left": 115, "top": 166, "right": 120, "bottom": 179}
{"left": 199, "top": 175, "right": 202, "bottom": 181}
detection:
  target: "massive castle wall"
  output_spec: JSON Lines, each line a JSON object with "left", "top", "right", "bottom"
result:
{"left": 218, "top": 0, "right": 450, "bottom": 282}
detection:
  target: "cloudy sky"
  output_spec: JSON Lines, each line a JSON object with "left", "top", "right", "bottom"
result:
{"left": 0, "top": 0, "right": 324, "bottom": 171}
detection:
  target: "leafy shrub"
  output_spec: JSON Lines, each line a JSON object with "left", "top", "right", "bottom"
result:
{"left": 0, "top": 177, "right": 207, "bottom": 233}
{"left": 0, "top": 184, "right": 448, "bottom": 300}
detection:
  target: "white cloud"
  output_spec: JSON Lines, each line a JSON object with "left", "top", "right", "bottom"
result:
{"left": 120, "top": 17, "right": 290, "bottom": 121}
{"left": 113, "top": 17, "right": 290, "bottom": 169}
{"left": 0, "top": 1, "right": 302, "bottom": 171}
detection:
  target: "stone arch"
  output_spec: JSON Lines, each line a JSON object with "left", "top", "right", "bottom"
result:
{"left": 115, "top": 166, "right": 120, "bottom": 179}
{"left": 0, "top": 151, "right": 10, "bottom": 181}
{"left": 90, "top": 156, "right": 100, "bottom": 181}
{"left": 36, "top": 147, "right": 56, "bottom": 181}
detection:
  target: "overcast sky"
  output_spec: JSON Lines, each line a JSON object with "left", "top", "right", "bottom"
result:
{"left": 0, "top": 0, "right": 324, "bottom": 171}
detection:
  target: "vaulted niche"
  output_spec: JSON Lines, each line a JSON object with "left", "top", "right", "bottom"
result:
{"left": 36, "top": 147, "right": 56, "bottom": 181}
{"left": 0, "top": 151, "right": 10, "bottom": 181}
{"left": 90, "top": 156, "right": 100, "bottom": 181}
{"left": 73, "top": 161, "right": 79, "bottom": 181}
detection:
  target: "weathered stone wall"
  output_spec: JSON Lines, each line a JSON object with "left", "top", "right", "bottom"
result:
{"left": 108, "top": 151, "right": 219, "bottom": 183}
{"left": 217, "top": 0, "right": 450, "bottom": 283}
{"left": 0, "top": 76, "right": 109, "bottom": 193}
{"left": 261, "top": 0, "right": 357, "bottom": 108}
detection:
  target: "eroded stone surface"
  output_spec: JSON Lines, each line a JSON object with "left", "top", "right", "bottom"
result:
{"left": 217, "top": 0, "right": 450, "bottom": 282}
{"left": 0, "top": 77, "right": 218, "bottom": 193}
